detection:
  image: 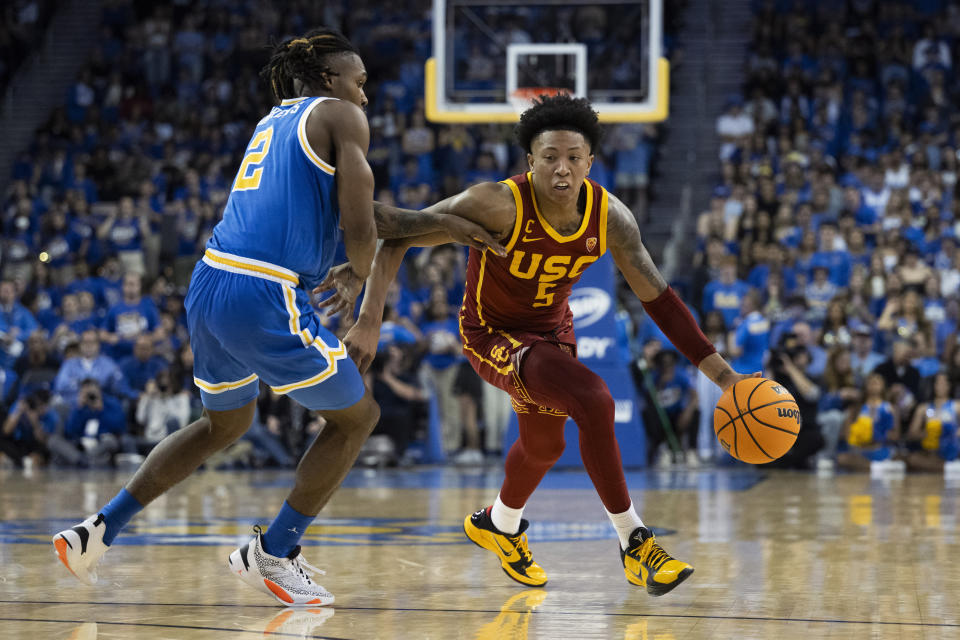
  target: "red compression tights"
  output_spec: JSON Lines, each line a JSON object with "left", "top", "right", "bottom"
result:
{"left": 499, "top": 341, "right": 631, "bottom": 513}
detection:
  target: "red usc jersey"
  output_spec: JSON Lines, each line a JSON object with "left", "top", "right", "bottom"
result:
{"left": 459, "top": 171, "right": 609, "bottom": 335}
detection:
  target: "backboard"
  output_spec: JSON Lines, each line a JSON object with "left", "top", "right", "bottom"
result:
{"left": 426, "top": 0, "right": 668, "bottom": 123}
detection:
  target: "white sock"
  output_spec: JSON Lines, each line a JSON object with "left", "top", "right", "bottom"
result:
{"left": 490, "top": 494, "right": 524, "bottom": 535}
{"left": 606, "top": 503, "right": 644, "bottom": 550}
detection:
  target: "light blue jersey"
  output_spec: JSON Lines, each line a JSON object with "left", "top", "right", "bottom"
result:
{"left": 207, "top": 96, "right": 340, "bottom": 290}
{"left": 185, "top": 96, "right": 364, "bottom": 412}
{"left": 732, "top": 311, "right": 770, "bottom": 375}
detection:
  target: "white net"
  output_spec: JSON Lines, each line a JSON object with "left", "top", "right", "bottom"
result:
{"left": 508, "top": 87, "right": 566, "bottom": 115}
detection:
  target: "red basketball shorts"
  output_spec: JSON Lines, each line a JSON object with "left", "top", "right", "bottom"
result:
{"left": 458, "top": 318, "right": 576, "bottom": 416}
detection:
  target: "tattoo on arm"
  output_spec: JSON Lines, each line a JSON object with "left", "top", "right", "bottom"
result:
{"left": 633, "top": 242, "right": 668, "bottom": 294}
{"left": 714, "top": 368, "right": 733, "bottom": 389}
{"left": 373, "top": 202, "right": 443, "bottom": 239}
{"left": 608, "top": 199, "right": 667, "bottom": 295}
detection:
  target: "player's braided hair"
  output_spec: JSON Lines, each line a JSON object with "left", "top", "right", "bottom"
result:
{"left": 261, "top": 28, "right": 359, "bottom": 101}
{"left": 514, "top": 94, "right": 603, "bottom": 153}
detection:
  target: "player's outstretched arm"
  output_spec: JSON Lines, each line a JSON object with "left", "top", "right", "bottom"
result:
{"left": 343, "top": 183, "right": 515, "bottom": 371}
{"left": 372, "top": 182, "right": 511, "bottom": 254}
{"left": 373, "top": 202, "right": 505, "bottom": 255}
{"left": 606, "top": 194, "right": 757, "bottom": 391}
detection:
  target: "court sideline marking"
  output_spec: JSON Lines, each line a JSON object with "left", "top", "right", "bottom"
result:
{"left": 0, "top": 617, "right": 352, "bottom": 639}
{"left": 0, "top": 600, "right": 957, "bottom": 629}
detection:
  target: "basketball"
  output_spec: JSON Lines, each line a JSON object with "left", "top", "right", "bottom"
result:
{"left": 714, "top": 377, "right": 800, "bottom": 464}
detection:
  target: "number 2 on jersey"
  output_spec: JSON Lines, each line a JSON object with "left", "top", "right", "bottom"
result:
{"left": 233, "top": 127, "right": 274, "bottom": 191}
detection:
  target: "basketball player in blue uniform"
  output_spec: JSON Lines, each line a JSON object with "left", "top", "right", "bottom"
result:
{"left": 53, "top": 29, "right": 502, "bottom": 606}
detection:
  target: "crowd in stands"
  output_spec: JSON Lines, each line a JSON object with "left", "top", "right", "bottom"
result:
{"left": 0, "top": 0, "right": 676, "bottom": 470}
{"left": 8, "top": 0, "right": 960, "bottom": 475}
{"left": 0, "top": 1, "right": 55, "bottom": 95}
{"left": 645, "top": 0, "right": 960, "bottom": 472}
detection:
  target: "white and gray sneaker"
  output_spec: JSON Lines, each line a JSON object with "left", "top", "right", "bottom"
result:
{"left": 228, "top": 527, "right": 334, "bottom": 606}
{"left": 52, "top": 514, "right": 110, "bottom": 585}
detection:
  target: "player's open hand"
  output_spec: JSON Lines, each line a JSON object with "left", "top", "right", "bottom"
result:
{"left": 442, "top": 216, "right": 507, "bottom": 256}
{"left": 314, "top": 263, "right": 365, "bottom": 319}
{"left": 344, "top": 320, "right": 380, "bottom": 373}
{"left": 720, "top": 371, "right": 762, "bottom": 392}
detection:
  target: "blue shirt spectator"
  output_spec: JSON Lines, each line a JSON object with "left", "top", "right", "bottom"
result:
{"left": 804, "top": 267, "right": 839, "bottom": 322}
{"left": 52, "top": 293, "right": 99, "bottom": 341}
{"left": 53, "top": 329, "right": 133, "bottom": 404}
{"left": 174, "top": 202, "right": 202, "bottom": 257}
{"left": 40, "top": 209, "right": 83, "bottom": 269}
{"left": 0, "top": 279, "right": 39, "bottom": 341}
{"left": 378, "top": 320, "right": 419, "bottom": 352}
{"left": 808, "top": 250, "right": 851, "bottom": 288}
{"left": 65, "top": 162, "right": 99, "bottom": 203}
{"left": 651, "top": 355, "right": 693, "bottom": 415}
{"left": 747, "top": 262, "right": 771, "bottom": 290}
{"left": 464, "top": 152, "right": 501, "bottom": 186}
{"left": 860, "top": 173, "right": 890, "bottom": 221}
{"left": 810, "top": 225, "right": 851, "bottom": 287}
{"left": 101, "top": 273, "right": 159, "bottom": 359}
{"left": 118, "top": 334, "right": 168, "bottom": 393}
{"left": 731, "top": 304, "right": 771, "bottom": 376}
{"left": 791, "top": 321, "right": 827, "bottom": 379}
{"left": 703, "top": 261, "right": 751, "bottom": 328}
{"left": 421, "top": 316, "right": 462, "bottom": 370}
{"left": 97, "top": 197, "right": 148, "bottom": 256}
{"left": 65, "top": 264, "right": 106, "bottom": 307}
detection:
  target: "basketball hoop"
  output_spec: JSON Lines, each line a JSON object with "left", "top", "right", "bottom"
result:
{"left": 508, "top": 87, "right": 567, "bottom": 116}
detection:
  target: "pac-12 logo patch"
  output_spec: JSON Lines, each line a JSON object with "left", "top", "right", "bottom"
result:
{"left": 585, "top": 237, "right": 597, "bottom": 252}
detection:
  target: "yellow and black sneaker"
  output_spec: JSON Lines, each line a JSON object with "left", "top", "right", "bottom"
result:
{"left": 620, "top": 526, "right": 693, "bottom": 596}
{"left": 463, "top": 507, "right": 547, "bottom": 587}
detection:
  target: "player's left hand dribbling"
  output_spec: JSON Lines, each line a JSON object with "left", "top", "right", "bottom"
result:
{"left": 314, "top": 263, "right": 365, "bottom": 319}
{"left": 720, "top": 371, "right": 762, "bottom": 392}
{"left": 442, "top": 216, "right": 507, "bottom": 256}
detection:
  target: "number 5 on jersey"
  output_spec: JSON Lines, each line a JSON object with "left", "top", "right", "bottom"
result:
{"left": 233, "top": 127, "right": 274, "bottom": 192}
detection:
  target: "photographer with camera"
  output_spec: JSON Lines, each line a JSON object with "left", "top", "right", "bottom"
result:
{"left": 767, "top": 332, "right": 825, "bottom": 469}
{"left": 128, "top": 369, "right": 190, "bottom": 456}
{"left": 53, "top": 329, "right": 135, "bottom": 407}
{"left": 0, "top": 389, "right": 57, "bottom": 469}
{"left": 47, "top": 378, "right": 127, "bottom": 467}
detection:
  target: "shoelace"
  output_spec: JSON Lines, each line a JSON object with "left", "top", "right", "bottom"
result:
{"left": 287, "top": 554, "right": 326, "bottom": 586}
{"left": 507, "top": 533, "right": 534, "bottom": 565}
{"left": 638, "top": 541, "right": 671, "bottom": 571}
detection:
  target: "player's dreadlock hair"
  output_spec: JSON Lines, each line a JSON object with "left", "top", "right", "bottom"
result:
{"left": 261, "top": 28, "right": 359, "bottom": 102}
{"left": 514, "top": 94, "right": 603, "bottom": 154}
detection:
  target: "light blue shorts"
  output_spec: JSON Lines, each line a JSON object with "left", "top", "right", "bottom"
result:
{"left": 184, "top": 249, "right": 364, "bottom": 412}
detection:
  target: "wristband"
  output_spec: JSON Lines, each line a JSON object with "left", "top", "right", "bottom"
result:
{"left": 641, "top": 287, "right": 717, "bottom": 366}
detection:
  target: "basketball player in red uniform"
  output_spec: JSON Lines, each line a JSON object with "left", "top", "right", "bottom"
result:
{"left": 338, "top": 96, "right": 756, "bottom": 595}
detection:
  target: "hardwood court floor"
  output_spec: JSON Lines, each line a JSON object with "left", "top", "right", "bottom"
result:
{"left": 0, "top": 466, "right": 958, "bottom": 639}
